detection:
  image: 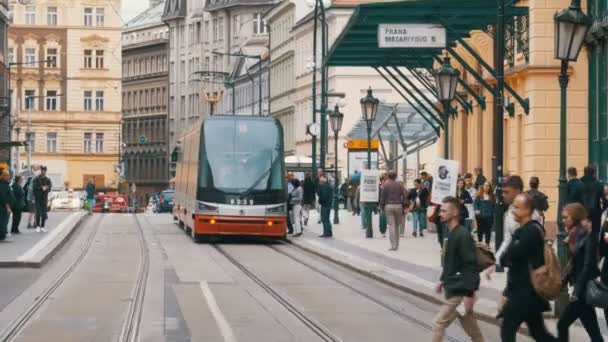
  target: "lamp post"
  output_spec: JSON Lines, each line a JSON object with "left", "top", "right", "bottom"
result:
{"left": 553, "top": 0, "right": 592, "bottom": 316}
{"left": 434, "top": 57, "right": 460, "bottom": 160}
{"left": 360, "top": 87, "right": 379, "bottom": 238}
{"left": 329, "top": 104, "right": 344, "bottom": 225}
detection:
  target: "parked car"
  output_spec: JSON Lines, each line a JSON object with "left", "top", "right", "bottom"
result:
{"left": 49, "top": 190, "right": 83, "bottom": 211}
{"left": 157, "top": 190, "right": 174, "bottom": 213}
{"left": 92, "top": 193, "right": 128, "bottom": 213}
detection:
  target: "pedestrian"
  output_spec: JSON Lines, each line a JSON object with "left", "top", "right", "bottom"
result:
{"left": 23, "top": 174, "right": 36, "bottom": 229}
{"left": 566, "top": 167, "right": 584, "bottom": 205}
{"left": 409, "top": 179, "right": 429, "bottom": 237}
{"left": 421, "top": 171, "right": 433, "bottom": 192}
{"left": 10, "top": 175, "right": 25, "bottom": 235}
{"left": 602, "top": 183, "right": 608, "bottom": 212}
{"left": 432, "top": 196, "right": 484, "bottom": 342}
{"left": 456, "top": 178, "right": 473, "bottom": 230}
{"left": 495, "top": 175, "right": 543, "bottom": 265}
{"left": 0, "top": 168, "right": 12, "bottom": 241}
{"left": 32, "top": 166, "right": 52, "bottom": 233}
{"left": 557, "top": 203, "right": 603, "bottom": 342}
{"left": 580, "top": 165, "right": 604, "bottom": 229}
{"left": 499, "top": 193, "right": 557, "bottom": 342}
{"left": 378, "top": 174, "right": 388, "bottom": 238}
{"left": 289, "top": 178, "right": 304, "bottom": 237}
{"left": 317, "top": 177, "right": 333, "bottom": 238}
{"left": 85, "top": 178, "right": 96, "bottom": 215}
{"left": 464, "top": 173, "right": 478, "bottom": 232}
{"left": 474, "top": 167, "right": 487, "bottom": 190}
{"left": 526, "top": 176, "right": 549, "bottom": 226}
{"left": 599, "top": 206, "right": 608, "bottom": 329}
{"left": 302, "top": 172, "right": 315, "bottom": 226}
{"left": 474, "top": 181, "right": 495, "bottom": 245}
{"left": 379, "top": 171, "right": 408, "bottom": 251}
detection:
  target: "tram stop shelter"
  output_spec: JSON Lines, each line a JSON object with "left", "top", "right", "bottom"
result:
{"left": 347, "top": 103, "right": 437, "bottom": 176}
{"left": 327, "top": 0, "right": 530, "bottom": 153}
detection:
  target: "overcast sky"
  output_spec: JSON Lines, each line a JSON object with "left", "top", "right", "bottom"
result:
{"left": 121, "top": 0, "right": 151, "bottom": 23}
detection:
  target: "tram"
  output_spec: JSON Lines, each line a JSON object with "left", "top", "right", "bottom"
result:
{"left": 173, "top": 115, "right": 287, "bottom": 242}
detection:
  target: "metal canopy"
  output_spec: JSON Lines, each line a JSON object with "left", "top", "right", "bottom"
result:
{"left": 347, "top": 103, "right": 438, "bottom": 155}
{"left": 327, "top": 0, "right": 528, "bottom": 68}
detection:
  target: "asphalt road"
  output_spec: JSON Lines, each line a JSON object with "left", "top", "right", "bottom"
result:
{"left": 0, "top": 213, "right": 520, "bottom": 342}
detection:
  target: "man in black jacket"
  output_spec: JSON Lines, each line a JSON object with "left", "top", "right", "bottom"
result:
{"left": 581, "top": 165, "right": 604, "bottom": 229}
{"left": 500, "top": 194, "right": 556, "bottom": 342}
{"left": 0, "top": 168, "right": 13, "bottom": 241}
{"left": 566, "top": 167, "right": 584, "bottom": 205}
{"left": 32, "top": 166, "right": 52, "bottom": 232}
{"left": 317, "top": 177, "right": 333, "bottom": 238}
{"left": 10, "top": 175, "right": 25, "bottom": 234}
{"left": 432, "top": 196, "right": 483, "bottom": 342}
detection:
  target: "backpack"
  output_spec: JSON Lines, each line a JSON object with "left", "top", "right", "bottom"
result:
{"left": 530, "top": 225, "right": 562, "bottom": 301}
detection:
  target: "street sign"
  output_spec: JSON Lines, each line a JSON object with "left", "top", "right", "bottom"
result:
{"left": 378, "top": 24, "right": 446, "bottom": 49}
{"left": 139, "top": 135, "right": 147, "bottom": 144}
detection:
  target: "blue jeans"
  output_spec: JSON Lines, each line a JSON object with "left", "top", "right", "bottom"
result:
{"left": 412, "top": 209, "right": 427, "bottom": 233}
{"left": 87, "top": 199, "right": 96, "bottom": 214}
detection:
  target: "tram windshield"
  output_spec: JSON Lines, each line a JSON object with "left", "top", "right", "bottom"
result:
{"left": 199, "top": 118, "right": 284, "bottom": 197}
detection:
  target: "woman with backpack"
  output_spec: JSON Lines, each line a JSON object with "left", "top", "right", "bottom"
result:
{"left": 557, "top": 203, "right": 603, "bottom": 342}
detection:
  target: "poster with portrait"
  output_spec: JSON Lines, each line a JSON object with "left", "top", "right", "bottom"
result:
{"left": 430, "top": 158, "right": 460, "bottom": 204}
{"left": 359, "top": 169, "right": 380, "bottom": 203}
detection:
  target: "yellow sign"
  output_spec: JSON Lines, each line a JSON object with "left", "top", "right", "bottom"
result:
{"left": 347, "top": 140, "right": 379, "bottom": 150}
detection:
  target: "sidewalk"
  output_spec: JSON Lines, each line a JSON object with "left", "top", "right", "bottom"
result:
{"left": 0, "top": 211, "right": 86, "bottom": 267}
{"left": 290, "top": 209, "right": 607, "bottom": 338}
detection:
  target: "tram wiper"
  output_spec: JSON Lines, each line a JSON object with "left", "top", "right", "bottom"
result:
{"left": 243, "top": 166, "right": 273, "bottom": 196}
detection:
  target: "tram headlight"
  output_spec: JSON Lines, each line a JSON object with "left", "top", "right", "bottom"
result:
{"left": 265, "top": 205, "right": 285, "bottom": 215}
{"left": 198, "top": 202, "right": 219, "bottom": 213}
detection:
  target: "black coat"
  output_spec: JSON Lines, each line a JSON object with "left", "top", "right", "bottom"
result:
{"left": 500, "top": 221, "right": 551, "bottom": 313}
{"left": 302, "top": 178, "right": 316, "bottom": 205}
{"left": 0, "top": 181, "right": 12, "bottom": 214}
{"left": 440, "top": 225, "right": 480, "bottom": 298}
{"left": 11, "top": 183, "right": 25, "bottom": 211}
{"left": 580, "top": 176, "right": 604, "bottom": 219}
{"left": 33, "top": 175, "right": 52, "bottom": 202}
{"left": 565, "top": 228, "right": 600, "bottom": 299}
{"left": 566, "top": 178, "right": 584, "bottom": 205}
{"left": 598, "top": 220, "right": 608, "bottom": 284}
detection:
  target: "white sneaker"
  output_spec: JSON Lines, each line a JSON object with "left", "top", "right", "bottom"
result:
{"left": 6, "top": 232, "right": 11, "bottom": 237}
{"left": 41, "top": 227, "right": 47, "bottom": 233}
{"left": 36, "top": 227, "right": 41, "bottom": 233}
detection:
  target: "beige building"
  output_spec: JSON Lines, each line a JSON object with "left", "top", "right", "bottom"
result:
{"left": 9, "top": 0, "right": 122, "bottom": 190}
{"left": 442, "top": 0, "right": 589, "bottom": 223}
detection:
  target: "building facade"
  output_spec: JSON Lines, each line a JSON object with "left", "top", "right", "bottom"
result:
{"left": 203, "top": 0, "right": 278, "bottom": 116}
{"left": 122, "top": 1, "right": 169, "bottom": 193}
{"left": 162, "top": 0, "right": 206, "bottom": 177}
{"left": 8, "top": 0, "right": 122, "bottom": 190}
{"left": 0, "top": 0, "right": 9, "bottom": 168}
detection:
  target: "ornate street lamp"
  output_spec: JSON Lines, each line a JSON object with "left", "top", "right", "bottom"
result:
{"left": 360, "top": 87, "right": 379, "bottom": 238}
{"left": 553, "top": 0, "right": 592, "bottom": 316}
{"left": 434, "top": 57, "right": 460, "bottom": 159}
{"left": 329, "top": 104, "right": 344, "bottom": 225}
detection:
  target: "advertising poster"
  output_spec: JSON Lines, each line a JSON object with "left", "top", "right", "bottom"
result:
{"left": 360, "top": 170, "right": 380, "bottom": 203}
{"left": 430, "top": 158, "right": 460, "bottom": 204}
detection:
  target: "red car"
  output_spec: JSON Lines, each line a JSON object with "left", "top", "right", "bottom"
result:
{"left": 92, "top": 193, "right": 128, "bottom": 213}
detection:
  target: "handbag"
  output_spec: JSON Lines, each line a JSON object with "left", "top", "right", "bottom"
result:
{"left": 586, "top": 279, "right": 608, "bottom": 309}
{"left": 475, "top": 243, "right": 496, "bottom": 272}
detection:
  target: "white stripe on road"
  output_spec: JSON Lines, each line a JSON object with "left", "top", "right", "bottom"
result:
{"left": 16, "top": 212, "right": 81, "bottom": 262}
{"left": 200, "top": 281, "right": 237, "bottom": 342}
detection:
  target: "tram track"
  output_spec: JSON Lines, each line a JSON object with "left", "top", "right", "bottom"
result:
{"left": 268, "top": 244, "right": 463, "bottom": 342}
{"left": 117, "top": 214, "right": 151, "bottom": 342}
{"left": 0, "top": 215, "right": 103, "bottom": 342}
{"left": 213, "top": 244, "right": 343, "bottom": 342}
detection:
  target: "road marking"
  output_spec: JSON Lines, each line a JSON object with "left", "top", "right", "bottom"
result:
{"left": 16, "top": 212, "right": 81, "bottom": 262}
{"left": 200, "top": 281, "right": 237, "bottom": 342}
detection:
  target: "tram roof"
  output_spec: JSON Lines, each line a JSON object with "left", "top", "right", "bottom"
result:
{"left": 327, "top": 0, "right": 528, "bottom": 68}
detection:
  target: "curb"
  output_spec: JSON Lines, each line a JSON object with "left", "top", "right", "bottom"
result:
{"left": 0, "top": 213, "right": 88, "bottom": 268}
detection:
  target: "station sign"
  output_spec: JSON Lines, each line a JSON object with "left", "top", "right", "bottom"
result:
{"left": 378, "top": 24, "right": 446, "bottom": 49}
{"left": 347, "top": 139, "right": 379, "bottom": 150}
